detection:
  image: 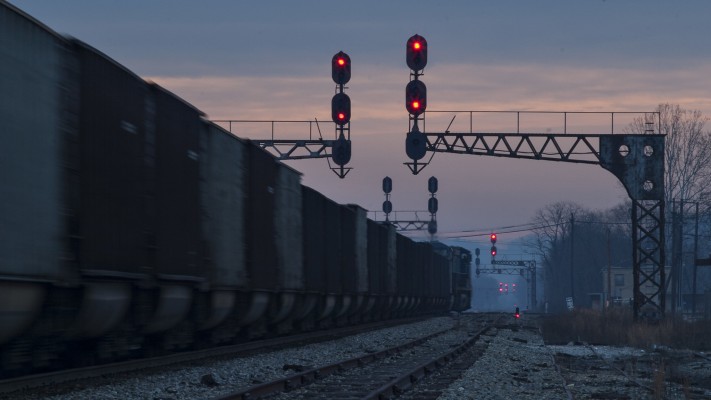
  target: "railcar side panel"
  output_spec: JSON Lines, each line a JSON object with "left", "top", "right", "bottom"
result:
{"left": 340, "top": 206, "right": 358, "bottom": 293}
{"left": 366, "top": 220, "right": 383, "bottom": 295}
{"left": 385, "top": 224, "right": 397, "bottom": 295}
{"left": 349, "top": 205, "right": 369, "bottom": 293}
{"left": 395, "top": 235, "right": 410, "bottom": 296}
{"left": 323, "top": 198, "right": 342, "bottom": 294}
{"left": 152, "top": 84, "right": 203, "bottom": 279}
{"left": 74, "top": 40, "right": 151, "bottom": 276}
{"left": 245, "top": 143, "right": 279, "bottom": 290}
{"left": 0, "top": 6, "right": 65, "bottom": 279}
{"left": 302, "top": 186, "right": 327, "bottom": 293}
{"left": 274, "top": 163, "right": 303, "bottom": 290}
{"left": 200, "top": 123, "right": 247, "bottom": 288}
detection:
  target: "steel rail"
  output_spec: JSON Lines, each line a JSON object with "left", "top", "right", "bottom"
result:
{"left": 362, "top": 318, "right": 500, "bottom": 399}
{"left": 0, "top": 316, "right": 430, "bottom": 395}
{"left": 213, "top": 327, "right": 453, "bottom": 400}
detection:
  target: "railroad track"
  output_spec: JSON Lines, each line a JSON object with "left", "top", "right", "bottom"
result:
{"left": 216, "top": 314, "right": 502, "bottom": 400}
{"left": 0, "top": 316, "right": 432, "bottom": 396}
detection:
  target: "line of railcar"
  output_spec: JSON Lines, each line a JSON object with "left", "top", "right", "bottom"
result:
{"left": 0, "top": 3, "right": 471, "bottom": 375}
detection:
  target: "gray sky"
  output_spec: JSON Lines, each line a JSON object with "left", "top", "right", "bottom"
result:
{"left": 11, "top": 0, "right": 711, "bottom": 253}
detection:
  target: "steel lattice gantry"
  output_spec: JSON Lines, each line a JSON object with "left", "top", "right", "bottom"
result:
{"left": 483, "top": 259, "right": 538, "bottom": 311}
{"left": 212, "top": 120, "right": 352, "bottom": 178}
{"left": 409, "top": 117, "right": 665, "bottom": 320}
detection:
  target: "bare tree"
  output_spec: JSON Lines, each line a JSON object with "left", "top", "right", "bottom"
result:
{"left": 527, "top": 201, "right": 633, "bottom": 312}
{"left": 528, "top": 201, "right": 579, "bottom": 268}
{"left": 526, "top": 201, "right": 581, "bottom": 312}
{"left": 628, "top": 103, "right": 711, "bottom": 205}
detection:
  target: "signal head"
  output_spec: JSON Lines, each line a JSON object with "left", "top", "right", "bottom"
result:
{"left": 331, "top": 136, "right": 351, "bottom": 166}
{"left": 405, "top": 80, "right": 427, "bottom": 116}
{"left": 428, "top": 176, "right": 438, "bottom": 194}
{"left": 406, "top": 34, "right": 428, "bottom": 71}
{"left": 382, "top": 176, "right": 393, "bottom": 194}
{"left": 427, "top": 220, "right": 437, "bottom": 235}
{"left": 490, "top": 245, "right": 497, "bottom": 257}
{"left": 332, "top": 51, "right": 351, "bottom": 85}
{"left": 331, "top": 92, "right": 351, "bottom": 125}
{"left": 490, "top": 233, "right": 497, "bottom": 244}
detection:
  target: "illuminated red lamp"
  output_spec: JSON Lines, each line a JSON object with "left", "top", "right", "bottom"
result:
{"left": 331, "top": 51, "right": 351, "bottom": 85}
{"left": 406, "top": 34, "right": 428, "bottom": 71}
{"left": 331, "top": 92, "right": 351, "bottom": 125}
{"left": 405, "top": 80, "right": 426, "bottom": 115}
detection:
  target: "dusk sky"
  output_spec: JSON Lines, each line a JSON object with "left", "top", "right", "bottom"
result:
{"left": 12, "top": 0, "right": 711, "bottom": 254}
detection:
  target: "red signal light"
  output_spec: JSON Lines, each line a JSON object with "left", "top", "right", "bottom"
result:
{"left": 331, "top": 92, "right": 351, "bottom": 125}
{"left": 332, "top": 51, "right": 351, "bottom": 85}
{"left": 490, "top": 233, "right": 497, "bottom": 243}
{"left": 406, "top": 34, "right": 428, "bottom": 71}
{"left": 405, "top": 80, "right": 426, "bottom": 115}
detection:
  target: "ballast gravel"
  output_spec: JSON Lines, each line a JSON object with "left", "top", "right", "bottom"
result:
{"left": 4, "top": 317, "right": 457, "bottom": 400}
{"left": 7, "top": 314, "right": 710, "bottom": 399}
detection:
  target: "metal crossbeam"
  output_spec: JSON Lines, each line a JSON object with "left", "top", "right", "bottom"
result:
{"left": 477, "top": 268, "right": 526, "bottom": 275}
{"left": 491, "top": 259, "right": 537, "bottom": 310}
{"left": 254, "top": 139, "right": 335, "bottom": 160}
{"left": 211, "top": 119, "right": 352, "bottom": 178}
{"left": 388, "top": 220, "right": 430, "bottom": 231}
{"left": 426, "top": 133, "right": 601, "bottom": 164}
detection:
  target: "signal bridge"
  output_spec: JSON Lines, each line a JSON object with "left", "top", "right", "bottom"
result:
{"left": 403, "top": 34, "right": 665, "bottom": 321}
{"left": 214, "top": 51, "right": 353, "bottom": 178}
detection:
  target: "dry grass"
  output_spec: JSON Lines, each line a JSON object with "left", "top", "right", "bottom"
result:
{"left": 652, "top": 360, "right": 666, "bottom": 399}
{"left": 540, "top": 308, "right": 711, "bottom": 350}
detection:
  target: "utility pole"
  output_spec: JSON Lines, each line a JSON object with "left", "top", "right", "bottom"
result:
{"left": 680, "top": 199, "right": 685, "bottom": 312}
{"left": 693, "top": 202, "right": 699, "bottom": 314}
{"left": 671, "top": 200, "right": 679, "bottom": 315}
{"left": 607, "top": 227, "right": 612, "bottom": 310}
{"left": 570, "top": 213, "right": 575, "bottom": 303}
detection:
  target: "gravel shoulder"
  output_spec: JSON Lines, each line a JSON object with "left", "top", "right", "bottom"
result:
{"left": 440, "top": 316, "right": 711, "bottom": 400}
{"left": 438, "top": 324, "right": 570, "bottom": 400}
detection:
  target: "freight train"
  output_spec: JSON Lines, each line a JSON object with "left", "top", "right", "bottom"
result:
{"left": 0, "top": 3, "right": 471, "bottom": 374}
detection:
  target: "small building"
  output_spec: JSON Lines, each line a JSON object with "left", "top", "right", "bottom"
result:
{"left": 601, "top": 265, "right": 671, "bottom": 308}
